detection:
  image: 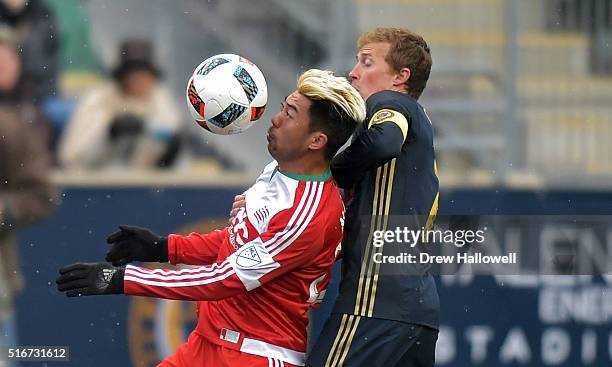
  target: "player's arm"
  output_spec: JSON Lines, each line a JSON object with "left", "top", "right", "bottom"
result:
{"left": 331, "top": 98, "right": 409, "bottom": 188}
{"left": 122, "top": 208, "right": 330, "bottom": 301}
{"left": 106, "top": 225, "right": 226, "bottom": 266}
{"left": 60, "top": 200, "right": 339, "bottom": 301}
{"left": 55, "top": 259, "right": 244, "bottom": 300}
{"left": 167, "top": 229, "right": 227, "bottom": 265}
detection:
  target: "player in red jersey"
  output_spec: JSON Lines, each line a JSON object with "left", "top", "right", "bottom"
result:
{"left": 56, "top": 69, "right": 366, "bottom": 367}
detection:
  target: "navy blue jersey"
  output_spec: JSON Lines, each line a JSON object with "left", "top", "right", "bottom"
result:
{"left": 330, "top": 90, "right": 440, "bottom": 329}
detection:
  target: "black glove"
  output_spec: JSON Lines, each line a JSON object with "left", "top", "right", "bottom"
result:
{"left": 106, "top": 225, "right": 169, "bottom": 266}
{"left": 56, "top": 262, "right": 124, "bottom": 297}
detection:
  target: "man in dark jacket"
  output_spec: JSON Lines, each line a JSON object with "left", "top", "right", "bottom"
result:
{"left": 0, "top": 27, "right": 56, "bottom": 353}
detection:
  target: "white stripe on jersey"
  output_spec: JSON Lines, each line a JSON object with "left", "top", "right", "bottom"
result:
{"left": 125, "top": 261, "right": 232, "bottom": 281}
{"left": 266, "top": 182, "right": 317, "bottom": 253}
{"left": 123, "top": 264, "right": 228, "bottom": 276}
{"left": 263, "top": 181, "right": 313, "bottom": 251}
{"left": 264, "top": 181, "right": 323, "bottom": 255}
{"left": 269, "top": 182, "right": 323, "bottom": 256}
{"left": 124, "top": 262, "right": 234, "bottom": 287}
{"left": 124, "top": 270, "right": 235, "bottom": 288}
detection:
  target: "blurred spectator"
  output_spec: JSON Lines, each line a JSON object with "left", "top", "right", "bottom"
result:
{"left": 0, "top": 0, "right": 59, "bottom": 103}
{"left": 0, "top": 28, "right": 56, "bottom": 358}
{"left": 0, "top": 0, "right": 60, "bottom": 164}
{"left": 59, "top": 39, "right": 183, "bottom": 170}
{"left": 43, "top": 0, "right": 102, "bottom": 155}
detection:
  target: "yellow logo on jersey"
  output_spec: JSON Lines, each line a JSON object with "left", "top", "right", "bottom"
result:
{"left": 371, "top": 109, "right": 395, "bottom": 123}
{"left": 368, "top": 109, "right": 408, "bottom": 141}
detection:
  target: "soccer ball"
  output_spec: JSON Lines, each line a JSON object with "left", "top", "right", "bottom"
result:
{"left": 186, "top": 53, "right": 268, "bottom": 135}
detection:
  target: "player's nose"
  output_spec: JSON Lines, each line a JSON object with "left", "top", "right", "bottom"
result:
{"left": 348, "top": 65, "right": 359, "bottom": 81}
{"left": 270, "top": 113, "right": 281, "bottom": 128}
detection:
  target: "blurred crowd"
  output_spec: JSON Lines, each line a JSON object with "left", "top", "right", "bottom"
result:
{"left": 0, "top": 0, "right": 213, "bottom": 173}
{"left": 0, "top": 0, "right": 57, "bottom": 359}
{"left": 0, "top": 0, "right": 203, "bottom": 358}
{"left": 58, "top": 39, "right": 183, "bottom": 169}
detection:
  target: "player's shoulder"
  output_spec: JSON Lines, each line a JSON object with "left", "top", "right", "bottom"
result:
{"left": 245, "top": 163, "right": 295, "bottom": 232}
{"left": 267, "top": 170, "right": 340, "bottom": 215}
{"left": 366, "top": 90, "right": 422, "bottom": 121}
{"left": 261, "top": 161, "right": 279, "bottom": 177}
{"left": 250, "top": 161, "right": 280, "bottom": 186}
{"left": 252, "top": 162, "right": 298, "bottom": 206}
{"left": 366, "top": 90, "right": 421, "bottom": 117}
{"left": 366, "top": 90, "right": 427, "bottom": 129}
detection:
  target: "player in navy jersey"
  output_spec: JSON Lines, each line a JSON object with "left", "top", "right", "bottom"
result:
{"left": 307, "top": 27, "right": 440, "bottom": 367}
{"left": 56, "top": 69, "right": 366, "bottom": 367}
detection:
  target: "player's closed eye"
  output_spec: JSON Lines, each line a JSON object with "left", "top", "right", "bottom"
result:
{"left": 280, "top": 101, "right": 293, "bottom": 118}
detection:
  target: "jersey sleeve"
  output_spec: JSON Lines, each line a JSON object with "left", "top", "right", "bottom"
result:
{"left": 124, "top": 181, "right": 340, "bottom": 301}
{"left": 331, "top": 91, "right": 410, "bottom": 189}
{"left": 167, "top": 229, "right": 227, "bottom": 265}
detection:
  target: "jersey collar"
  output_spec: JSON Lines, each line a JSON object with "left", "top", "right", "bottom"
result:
{"left": 274, "top": 167, "right": 331, "bottom": 182}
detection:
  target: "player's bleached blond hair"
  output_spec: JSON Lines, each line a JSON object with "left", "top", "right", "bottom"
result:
{"left": 298, "top": 69, "right": 366, "bottom": 124}
{"left": 296, "top": 69, "right": 366, "bottom": 161}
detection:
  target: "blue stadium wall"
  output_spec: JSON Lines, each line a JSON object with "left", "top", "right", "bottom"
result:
{"left": 16, "top": 186, "right": 612, "bottom": 366}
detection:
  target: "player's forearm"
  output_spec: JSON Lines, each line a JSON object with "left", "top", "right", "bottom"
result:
{"left": 123, "top": 263, "right": 244, "bottom": 301}
{"left": 167, "top": 229, "right": 226, "bottom": 265}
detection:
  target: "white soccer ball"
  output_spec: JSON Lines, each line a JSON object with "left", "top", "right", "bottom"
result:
{"left": 186, "top": 53, "right": 268, "bottom": 135}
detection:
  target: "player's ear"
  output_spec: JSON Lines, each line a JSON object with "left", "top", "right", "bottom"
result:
{"left": 393, "top": 67, "right": 411, "bottom": 86}
{"left": 308, "top": 132, "right": 328, "bottom": 152}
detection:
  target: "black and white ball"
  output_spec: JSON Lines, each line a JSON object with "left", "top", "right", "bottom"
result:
{"left": 186, "top": 54, "right": 267, "bottom": 135}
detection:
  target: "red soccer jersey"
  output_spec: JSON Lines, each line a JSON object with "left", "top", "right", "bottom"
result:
{"left": 123, "top": 162, "right": 345, "bottom": 366}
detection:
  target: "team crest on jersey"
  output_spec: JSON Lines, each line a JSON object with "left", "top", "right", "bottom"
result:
{"left": 372, "top": 109, "right": 395, "bottom": 123}
{"left": 235, "top": 244, "right": 262, "bottom": 267}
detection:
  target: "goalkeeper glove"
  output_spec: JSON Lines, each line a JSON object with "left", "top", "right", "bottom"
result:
{"left": 106, "top": 225, "right": 169, "bottom": 266}
{"left": 56, "top": 262, "right": 124, "bottom": 297}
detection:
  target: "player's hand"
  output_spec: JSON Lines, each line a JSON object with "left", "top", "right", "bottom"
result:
{"left": 56, "top": 262, "right": 124, "bottom": 297}
{"left": 106, "top": 225, "right": 169, "bottom": 266}
{"left": 229, "top": 194, "right": 246, "bottom": 224}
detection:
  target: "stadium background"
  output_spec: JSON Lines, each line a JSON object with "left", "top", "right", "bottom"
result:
{"left": 10, "top": 0, "right": 612, "bottom": 366}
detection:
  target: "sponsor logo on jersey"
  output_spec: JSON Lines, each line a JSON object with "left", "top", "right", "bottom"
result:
{"left": 229, "top": 208, "right": 248, "bottom": 249}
